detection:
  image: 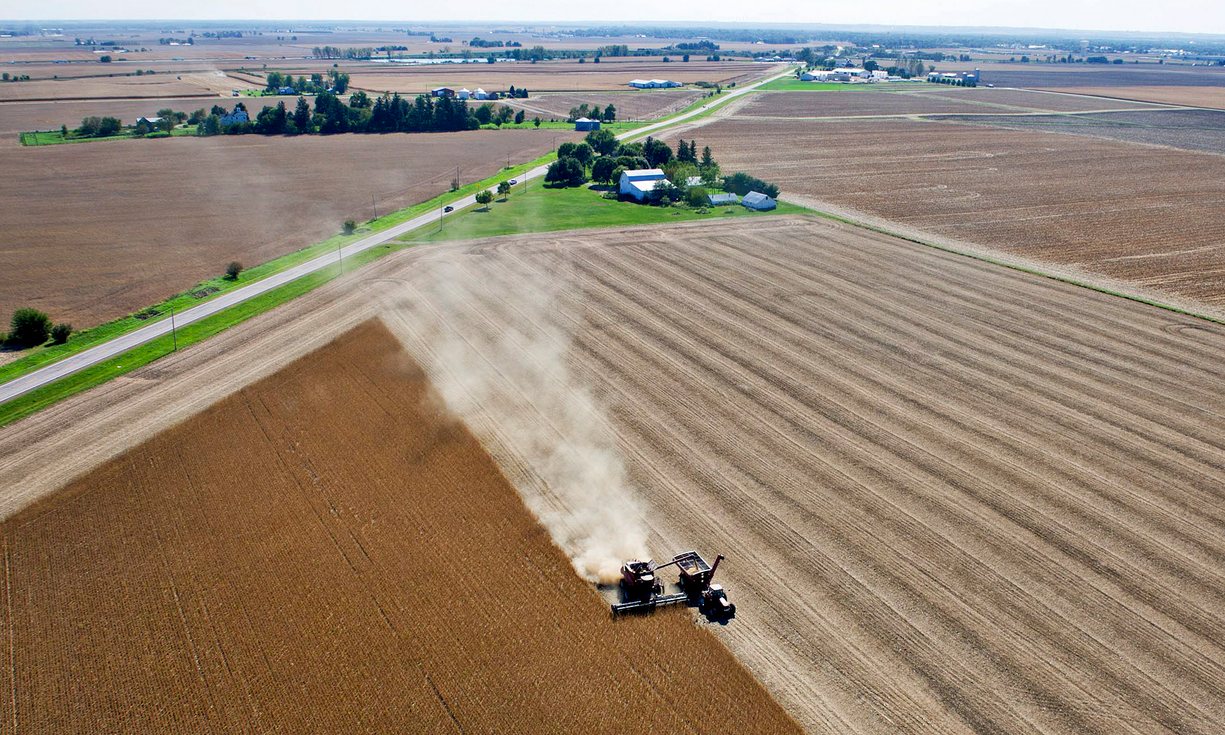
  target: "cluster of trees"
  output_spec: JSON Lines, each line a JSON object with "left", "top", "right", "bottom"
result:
{"left": 313, "top": 46, "right": 374, "bottom": 60}
{"left": 157, "top": 37, "right": 193, "bottom": 45}
{"left": 201, "top": 91, "right": 492, "bottom": 136}
{"left": 672, "top": 40, "right": 719, "bottom": 51}
{"left": 473, "top": 103, "right": 527, "bottom": 127}
{"left": 545, "top": 131, "right": 723, "bottom": 196}
{"left": 1, "top": 73, "right": 31, "bottom": 82}
{"left": 76, "top": 116, "right": 123, "bottom": 138}
{"left": 505, "top": 85, "right": 530, "bottom": 98}
{"left": 4, "top": 308, "right": 71, "bottom": 349}
{"left": 265, "top": 70, "right": 349, "bottom": 94}
{"left": 470, "top": 37, "right": 521, "bottom": 48}
{"left": 928, "top": 75, "right": 978, "bottom": 87}
{"left": 201, "top": 30, "right": 243, "bottom": 38}
{"left": 567, "top": 103, "right": 616, "bottom": 123}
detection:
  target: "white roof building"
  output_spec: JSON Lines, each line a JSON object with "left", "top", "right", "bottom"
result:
{"left": 473, "top": 88, "right": 489, "bottom": 99}
{"left": 619, "top": 168, "right": 669, "bottom": 201}
{"left": 628, "top": 79, "right": 682, "bottom": 89}
{"left": 708, "top": 192, "right": 739, "bottom": 205}
{"left": 457, "top": 88, "right": 471, "bottom": 99}
{"left": 742, "top": 191, "right": 777, "bottom": 210}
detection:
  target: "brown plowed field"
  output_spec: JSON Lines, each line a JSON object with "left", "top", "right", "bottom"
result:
{"left": 1044, "top": 85, "right": 1225, "bottom": 109}
{"left": 0, "top": 73, "right": 237, "bottom": 101}
{"left": 738, "top": 88, "right": 1161, "bottom": 118}
{"left": 0, "top": 97, "right": 237, "bottom": 137}
{"left": 5, "top": 217, "right": 1225, "bottom": 733}
{"left": 503, "top": 89, "right": 704, "bottom": 121}
{"left": 669, "top": 117, "right": 1225, "bottom": 312}
{"left": 0, "top": 127, "right": 579, "bottom": 328}
{"left": 344, "top": 60, "right": 767, "bottom": 94}
{"left": 0, "top": 318, "right": 799, "bottom": 733}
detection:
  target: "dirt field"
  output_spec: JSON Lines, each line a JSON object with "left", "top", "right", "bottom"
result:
{"left": 5, "top": 217, "right": 1225, "bottom": 733}
{"left": 736, "top": 88, "right": 1161, "bottom": 118}
{"left": 0, "top": 318, "right": 799, "bottom": 733}
{"left": 975, "top": 65, "right": 1225, "bottom": 88}
{"left": 670, "top": 116, "right": 1225, "bottom": 312}
{"left": 0, "top": 127, "right": 579, "bottom": 328}
{"left": 0, "top": 72, "right": 249, "bottom": 101}
{"left": 1046, "top": 85, "right": 1225, "bottom": 109}
{"left": 0, "top": 97, "right": 237, "bottom": 137}
{"left": 940, "top": 109, "right": 1225, "bottom": 155}
{"left": 340, "top": 60, "right": 769, "bottom": 94}
{"left": 502, "top": 89, "right": 705, "bottom": 121}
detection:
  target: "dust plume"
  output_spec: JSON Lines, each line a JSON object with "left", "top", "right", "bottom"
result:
{"left": 385, "top": 255, "right": 649, "bottom": 583}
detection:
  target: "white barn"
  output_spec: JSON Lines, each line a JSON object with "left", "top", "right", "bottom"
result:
{"left": 742, "top": 191, "right": 777, "bottom": 210}
{"left": 628, "top": 79, "right": 682, "bottom": 89}
{"left": 619, "top": 168, "right": 669, "bottom": 201}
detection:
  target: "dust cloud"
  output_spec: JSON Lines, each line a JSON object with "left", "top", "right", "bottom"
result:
{"left": 386, "top": 256, "right": 649, "bottom": 583}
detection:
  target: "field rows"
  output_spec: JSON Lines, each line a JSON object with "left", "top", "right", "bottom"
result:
{"left": 668, "top": 117, "right": 1225, "bottom": 312}
{"left": 0, "top": 319, "right": 799, "bottom": 733}
{"left": 380, "top": 218, "right": 1225, "bottom": 733}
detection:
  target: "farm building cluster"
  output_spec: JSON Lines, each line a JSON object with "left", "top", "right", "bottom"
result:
{"left": 628, "top": 79, "right": 684, "bottom": 89}
{"left": 617, "top": 168, "right": 776, "bottom": 210}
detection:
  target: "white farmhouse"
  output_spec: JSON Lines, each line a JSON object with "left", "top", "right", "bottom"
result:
{"left": 619, "top": 168, "right": 669, "bottom": 201}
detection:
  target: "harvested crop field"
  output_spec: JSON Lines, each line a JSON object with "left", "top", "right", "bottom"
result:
{"left": 940, "top": 109, "right": 1225, "bottom": 155}
{"left": 0, "top": 97, "right": 233, "bottom": 137}
{"left": 0, "top": 73, "right": 245, "bottom": 101}
{"left": 1046, "top": 85, "right": 1225, "bottom": 110}
{"left": 671, "top": 116, "right": 1225, "bottom": 312}
{"left": 0, "top": 127, "right": 579, "bottom": 328}
{"left": 8, "top": 216, "right": 1225, "bottom": 734}
{"left": 339, "top": 60, "right": 768, "bottom": 94}
{"left": 0, "top": 318, "right": 799, "bottom": 733}
{"left": 977, "top": 65, "right": 1225, "bottom": 88}
{"left": 502, "top": 89, "right": 704, "bottom": 121}
{"left": 736, "top": 88, "right": 1162, "bottom": 118}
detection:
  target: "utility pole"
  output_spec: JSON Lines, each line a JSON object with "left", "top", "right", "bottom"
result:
{"left": 169, "top": 304, "right": 178, "bottom": 352}
{"left": 371, "top": 193, "right": 377, "bottom": 221}
{"left": 337, "top": 241, "right": 343, "bottom": 273}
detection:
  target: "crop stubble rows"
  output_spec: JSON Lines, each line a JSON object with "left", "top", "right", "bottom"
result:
{"left": 668, "top": 117, "right": 1225, "bottom": 312}
{"left": 0, "top": 319, "right": 799, "bottom": 733}
{"left": 381, "top": 218, "right": 1225, "bottom": 733}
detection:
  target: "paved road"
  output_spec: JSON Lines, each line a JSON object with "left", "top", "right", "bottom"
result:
{"left": 0, "top": 66, "right": 791, "bottom": 405}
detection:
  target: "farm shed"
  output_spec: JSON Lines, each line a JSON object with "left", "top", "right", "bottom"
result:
{"left": 136, "top": 116, "right": 163, "bottom": 125}
{"left": 709, "top": 192, "right": 739, "bottom": 205}
{"left": 619, "top": 168, "right": 669, "bottom": 201}
{"left": 628, "top": 79, "right": 683, "bottom": 89}
{"left": 458, "top": 88, "right": 471, "bottom": 99}
{"left": 431, "top": 87, "right": 455, "bottom": 98}
{"left": 574, "top": 117, "right": 601, "bottom": 131}
{"left": 742, "top": 191, "right": 777, "bottom": 210}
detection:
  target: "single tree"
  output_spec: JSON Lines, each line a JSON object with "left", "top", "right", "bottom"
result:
{"left": 532, "top": 116, "right": 542, "bottom": 128}
{"left": 584, "top": 128, "right": 617, "bottom": 156}
{"left": 544, "top": 157, "right": 587, "bottom": 187}
{"left": 225, "top": 261, "right": 244, "bottom": 280}
{"left": 496, "top": 181, "right": 512, "bottom": 199}
{"left": 50, "top": 323, "right": 72, "bottom": 344}
{"left": 8, "top": 308, "right": 51, "bottom": 347}
{"left": 591, "top": 156, "right": 619, "bottom": 184}
{"left": 475, "top": 189, "right": 494, "bottom": 209}
{"left": 514, "top": 109, "right": 525, "bottom": 124}
{"left": 342, "top": 220, "right": 357, "bottom": 235}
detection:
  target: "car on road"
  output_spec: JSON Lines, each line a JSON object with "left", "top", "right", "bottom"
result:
{"left": 444, "top": 205, "right": 454, "bottom": 213}
{"left": 509, "top": 179, "right": 518, "bottom": 185}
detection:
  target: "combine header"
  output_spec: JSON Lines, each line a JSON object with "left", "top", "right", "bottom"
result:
{"left": 611, "top": 551, "right": 736, "bottom": 618}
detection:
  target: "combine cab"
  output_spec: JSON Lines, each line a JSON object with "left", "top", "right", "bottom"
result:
{"left": 610, "top": 551, "right": 735, "bottom": 618}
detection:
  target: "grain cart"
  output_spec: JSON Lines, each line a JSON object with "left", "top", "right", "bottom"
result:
{"left": 611, "top": 551, "right": 735, "bottom": 616}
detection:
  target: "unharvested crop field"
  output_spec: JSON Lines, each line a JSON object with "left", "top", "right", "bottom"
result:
{"left": 1048, "top": 85, "right": 1225, "bottom": 110}
{"left": 502, "top": 89, "right": 704, "bottom": 121}
{"left": 6, "top": 217, "right": 1225, "bottom": 734}
{"left": 0, "top": 127, "right": 579, "bottom": 327}
{"left": 941, "top": 109, "right": 1225, "bottom": 155}
{"left": 673, "top": 116, "right": 1225, "bottom": 311}
{"left": 0, "top": 318, "right": 798, "bottom": 733}
{"left": 736, "top": 88, "right": 1160, "bottom": 119}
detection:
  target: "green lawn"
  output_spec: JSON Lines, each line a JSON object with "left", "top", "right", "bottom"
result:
{"left": 20, "top": 125, "right": 199, "bottom": 146}
{"left": 404, "top": 183, "right": 805, "bottom": 244}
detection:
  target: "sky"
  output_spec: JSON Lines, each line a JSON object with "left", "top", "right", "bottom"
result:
{"left": 3, "top": 0, "right": 1225, "bottom": 36}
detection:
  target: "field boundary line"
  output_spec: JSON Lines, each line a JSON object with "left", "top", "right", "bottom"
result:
{"left": 782, "top": 200, "right": 1225, "bottom": 328}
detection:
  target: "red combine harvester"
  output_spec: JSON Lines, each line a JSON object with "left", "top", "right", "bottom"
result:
{"left": 611, "top": 551, "right": 736, "bottom": 618}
